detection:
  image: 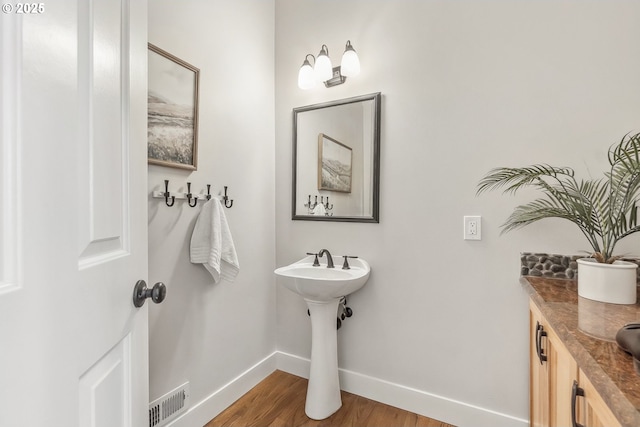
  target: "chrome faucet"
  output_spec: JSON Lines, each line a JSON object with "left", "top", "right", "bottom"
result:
{"left": 318, "top": 249, "right": 334, "bottom": 268}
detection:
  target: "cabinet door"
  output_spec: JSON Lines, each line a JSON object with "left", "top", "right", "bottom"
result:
{"left": 530, "top": 302, "right": 550, "bottom": 427}
{"left": 530, "top": 301, "right": 622, "bottom": 427}
{"left": 547, "top": 328, "right": 577, "bottom": 427}
{"left": 578, "top": 370, "right": 621, "bottom": 427}
{"left": 529, "top": 301, "right": 578, "bottom": 427}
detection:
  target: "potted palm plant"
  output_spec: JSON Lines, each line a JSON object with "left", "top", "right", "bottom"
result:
{"left": 477, "top": 132, "right": 640, "bottom": 304}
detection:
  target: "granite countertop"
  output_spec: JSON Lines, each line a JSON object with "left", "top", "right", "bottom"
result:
{"left": 522, "top": 276, "right": 640, "bottom": 427}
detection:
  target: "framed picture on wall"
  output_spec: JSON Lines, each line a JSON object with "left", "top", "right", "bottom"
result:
{"left": 317, "top": 133, "right": 352, "bottom": 193}
{"left": 147, "top": 43, "right": 200, "bottom": 170}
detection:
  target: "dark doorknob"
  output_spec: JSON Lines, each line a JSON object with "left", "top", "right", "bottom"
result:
{"left": 133, "top": 280, "right": 166, "bottom": 308}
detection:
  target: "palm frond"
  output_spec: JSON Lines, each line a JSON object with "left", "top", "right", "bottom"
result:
{"left": 476, "top": 165, "right": 575, "bottom": 196}
{"left": 477, "top": 132, "right": 640, "bottom": 263}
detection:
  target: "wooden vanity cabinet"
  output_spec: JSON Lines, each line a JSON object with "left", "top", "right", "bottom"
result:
{"left": 529, "top": 301, "right": 621, "bottom": 427}
{"left": 577, "top": 370, "right": 621, "bottom": 427}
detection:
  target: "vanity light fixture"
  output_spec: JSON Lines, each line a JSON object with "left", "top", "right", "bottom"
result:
{"left": 297, "top": 40, "right": 360, "bottom": 89}
{"left": 340, "top": 40, "right": 360, "bottom": 77}
{"left": 314, "top": 44, "right": 333, "bottom": 82}
{"left": 297, "top": 54, "right": 316, "bottom": 90}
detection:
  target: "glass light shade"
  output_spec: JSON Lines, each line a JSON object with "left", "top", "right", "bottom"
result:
{"left": 314, "top": 45, "right": 333, "bottom": 82}
{"left": 341, "top": 41, "right": 360, "bottom": 77}
{"left": 298, "top": 60, "right": 315, "bottom": 90}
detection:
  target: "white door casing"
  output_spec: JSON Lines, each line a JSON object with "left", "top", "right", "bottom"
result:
{"left": 0, "top": 1, "right": 148, "bottom": 426}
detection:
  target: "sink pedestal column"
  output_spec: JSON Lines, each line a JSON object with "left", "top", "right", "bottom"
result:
{"left": 304, "top": 299, "right": 342, "bottom": 420}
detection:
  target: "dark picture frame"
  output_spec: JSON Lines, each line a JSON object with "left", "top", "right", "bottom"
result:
{"left": 317, "top": 133, "right": 352, "bottom": 193}
{"left": 147, "top": 43, "right": 200, "bottom": 170}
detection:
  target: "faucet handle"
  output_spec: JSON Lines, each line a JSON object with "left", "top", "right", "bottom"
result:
{"left": 342, "top": 255, "right": 358, "bottom": 270}
{"left": 306, "top": 252, "right": 320, "bottom": 266}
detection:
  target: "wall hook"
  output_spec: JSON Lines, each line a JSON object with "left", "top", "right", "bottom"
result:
{"left": 164, "top": 180, "right": 175, "bottom": 207}
{"left": 186, "top": 182, "right": 198, "bottom": 207}
{"left": 321, "top": 196, "right": 334, "bottom": 210}
{"left": 206, "top": 184, "right": 212, "bottom": 200}
{"left": 304, "top": 195, "right": 318, "bottom": 211}
{"left": 223, "top": 186, "right": 234, "bottom": 208}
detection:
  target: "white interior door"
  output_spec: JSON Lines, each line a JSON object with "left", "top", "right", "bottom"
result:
{"left": 0, "top": 1, "right": 149, "bottom": 426}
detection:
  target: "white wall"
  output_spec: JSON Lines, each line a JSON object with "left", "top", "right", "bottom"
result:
{"left": 296, "top": 103, "right": 366, "bottom": 216}
{"left": 148, "top": 0, "right": 275, "bottom": 424}
{"left": 274, "top": 1, "right": 640, "bottom": 426}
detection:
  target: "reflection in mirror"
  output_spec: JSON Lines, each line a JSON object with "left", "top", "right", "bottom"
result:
{"left": 292, "top": 93, "right": 381, "bottom": 222}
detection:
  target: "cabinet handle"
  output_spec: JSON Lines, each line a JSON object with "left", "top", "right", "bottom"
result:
{"left": 571, "top": 380, "right": 585, "bottom": 427}
{"left": 535, "top": 321, "right": 548, "bottom": 364}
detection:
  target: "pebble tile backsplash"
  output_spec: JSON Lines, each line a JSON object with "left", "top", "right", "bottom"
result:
{"left": 520, "top": 252, "right": 640, "bottom": 280}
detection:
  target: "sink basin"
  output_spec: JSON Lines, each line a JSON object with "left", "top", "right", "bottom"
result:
{"left": 274, "top": 254, "right": 371, "bottom": 420}
{"left": 274, "top": 255, "right": 370, "bottom": 302}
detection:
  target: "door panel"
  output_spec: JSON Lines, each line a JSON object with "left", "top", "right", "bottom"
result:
{"left": 78, "top": 0, "right": 127, "bottom": 266}
{"left": 547, "top": 325, "right": 577, "bottom": 427}
{"left": 530, "top": 303, "right": 549, "bottom": 427}
{"left": 578, "top": 369, "right": 621, "bottom": 427}
{"left": 79, "top": 335, "right": 132, "bottom": 427}
{"left": 0, "top": 1, "right": 148, "bottom": 426}
{"left": 0, "top": 11, "right": 20, "bottom": 296}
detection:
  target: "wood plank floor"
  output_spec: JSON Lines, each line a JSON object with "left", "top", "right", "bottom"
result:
{"left": 204, "top": 370, "right": 455, "bottom": 427}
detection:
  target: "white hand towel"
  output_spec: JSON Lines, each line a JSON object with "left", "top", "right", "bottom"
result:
{"left": 190, "top": 198, "right": 239, "bottom": 283}
{"left": 312, "top": 203, "right": 326, "bottom": 216}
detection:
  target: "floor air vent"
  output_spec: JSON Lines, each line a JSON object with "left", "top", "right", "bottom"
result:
{"left": 149, "top": 382, "right": 190, "bottom": 427}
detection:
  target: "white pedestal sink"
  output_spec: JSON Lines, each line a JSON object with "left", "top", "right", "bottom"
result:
{"left": 274, "top": 254, "right": 370, "bottom": 420}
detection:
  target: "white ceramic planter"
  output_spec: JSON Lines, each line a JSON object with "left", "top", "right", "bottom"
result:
{"left": 577, "top": 258, "right": 638, "bottom": 304}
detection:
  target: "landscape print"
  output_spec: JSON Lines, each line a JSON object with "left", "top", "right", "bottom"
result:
{"left": 318, "top": 133, "right": 352, "bottom": 193}
{"left": 148, "top": 44, "right": 199, "bottom": 170}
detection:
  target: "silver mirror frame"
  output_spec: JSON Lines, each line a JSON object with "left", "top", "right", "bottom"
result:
{"left": 292, "top": 92, "right": 381, "bottom": 223}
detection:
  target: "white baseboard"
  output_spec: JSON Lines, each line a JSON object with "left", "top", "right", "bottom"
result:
{"left": 276, "top": 351, "right": 528, "bottom": 427}
{"left": 166, "top": 351, "right": 278, "bottom": 427}
{"left": 164, "top": 350, "right": 527, "bottom": 427}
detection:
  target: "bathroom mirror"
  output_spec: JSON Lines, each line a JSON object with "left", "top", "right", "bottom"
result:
{"left": 292, "top": 92, "right": 381, "bottom": 222}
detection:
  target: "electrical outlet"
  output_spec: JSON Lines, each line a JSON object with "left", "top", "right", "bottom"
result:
{"left": 464, "top": 216, "right": 482, "bottom": 240}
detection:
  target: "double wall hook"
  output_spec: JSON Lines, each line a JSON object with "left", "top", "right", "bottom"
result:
{"left": 306, "top": 195, "right": 318, "bottom": 210}
{"left": 321, "top": 196, "right": 333, "bottom": 210}
{"left": 186, "top": 182, "right": 198, "bottom": 207}
{"left": 164, "top": 180, "right": 175, "bottom": 207}
{"left": 223, "top": 186, "right": 233, "bottom": 208}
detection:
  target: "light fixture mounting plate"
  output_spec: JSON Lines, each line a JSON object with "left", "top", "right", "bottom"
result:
{"left": 324, "top": 66, "right": 346, "bottom": 88}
